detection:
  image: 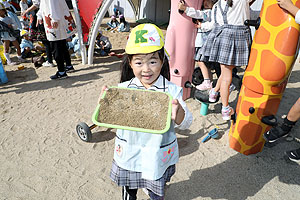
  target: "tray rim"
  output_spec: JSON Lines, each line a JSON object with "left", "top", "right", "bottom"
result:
{"left": 92, "top": 86, "right": 173, "bottom": 134}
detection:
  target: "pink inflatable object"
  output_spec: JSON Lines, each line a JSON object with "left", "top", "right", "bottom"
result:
{"left": 165, "top": 0, "right": 203, "bottom": 100}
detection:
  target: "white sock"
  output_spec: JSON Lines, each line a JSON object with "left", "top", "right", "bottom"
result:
{"left": 203, "top": 79, "right": 211, "bottom": 84}
{"left": 222, "top": 105, "right": 230, "bottom": 111}
{"left": 17, "top": 55, "right": 22, "bottom": 59}
{"left": 4, "top": 53, "right": 12, "bottom": 63}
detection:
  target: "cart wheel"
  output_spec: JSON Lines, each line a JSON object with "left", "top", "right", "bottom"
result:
{"left": 76, "top": 122, "right": 92, "bottom": 142}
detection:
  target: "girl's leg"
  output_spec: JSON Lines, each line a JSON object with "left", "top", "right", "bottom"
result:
{"left": 196, "top": 61, "right": 213, "bottom": 90}
{"left": 11, "top": 40, "right": 22, "bottom": 57}
{"left": 122, "top": 186, "right": 137, "bottom": 200}
{"left": 219, "top": 64, "right": 235, "bottom": 120}
{"left": 3, "top": 40, "right": 13, "bottom": 64}
{"left": 219, "top": 64, "right": 234, "bottom": 107}
{"left": 148, "top": 189, "right": 164, "bottom": 200}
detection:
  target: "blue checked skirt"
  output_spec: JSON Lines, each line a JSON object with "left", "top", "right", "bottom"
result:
{"left": 110, "top": 159, "right": 175, "bottom": 197}
{"left": 194, "top": 47, "right": 202, "bottom": 61}
{"left": 200, "top": 24, "right": 251, "bottom": 66}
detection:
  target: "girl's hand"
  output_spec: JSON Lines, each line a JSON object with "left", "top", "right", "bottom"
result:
{"left": 171, "top": 99, "right": 185, "bottom": 125}
{"left": 195, "top": 22, "right": 202, "bottom": 28}
{"left": 178, "top": 1, "right": 186, "bottom": 12}
{"left": 277, "top": 0, "right": 293, "bottom": 10}
{"left": 98, "top": 86, "right": 109, "bottom": 103}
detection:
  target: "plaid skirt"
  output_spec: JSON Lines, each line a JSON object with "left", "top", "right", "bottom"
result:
{"left": 110, "top": 159, "right": 175, "bottom": 197}
{"left": 194, "top": 47, "right": 202, "bottom": 61}
{"left": 200, "top": 24, "right": 251, "bottom": 66}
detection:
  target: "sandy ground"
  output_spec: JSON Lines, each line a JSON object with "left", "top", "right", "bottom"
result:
{"left": 1, "top": 21, "right": 300, "bottom": 200}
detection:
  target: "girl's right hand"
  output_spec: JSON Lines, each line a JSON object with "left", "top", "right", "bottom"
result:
{"left": 178, "top": 1, "right": 186, "bottom": 12}
{"left": 98, "top": 86, "right": 109, "bottom": 103}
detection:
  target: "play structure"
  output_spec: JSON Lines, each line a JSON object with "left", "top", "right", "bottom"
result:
{"left": 165, "top": 0, "right": 202, "bottom": 100}
{"left": 229, "top": 0, "right": 300, "bottom": 155}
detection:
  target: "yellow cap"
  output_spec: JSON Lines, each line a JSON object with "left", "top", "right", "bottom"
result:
{"left": 0, "top": 3, "right": 5, "bottom": 10}
{"left": 125, "top": 24, "right": 164, "bottom": 54}
{"left": 20, "top": 29, "right": 28, "bottom": 36}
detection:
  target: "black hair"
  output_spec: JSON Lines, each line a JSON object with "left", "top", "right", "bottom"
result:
{"left": 120, "top": 48, "right": 170, "bottom": 83}
{"left": 227, "top": 0, "right": 233, "bottom": 7}
{"left": 120, "top": 16, "right": 127, "bottom": 25}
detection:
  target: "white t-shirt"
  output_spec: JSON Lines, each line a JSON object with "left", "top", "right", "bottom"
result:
{"left": 202, "top": 0, "right": 252, "bottom": 30}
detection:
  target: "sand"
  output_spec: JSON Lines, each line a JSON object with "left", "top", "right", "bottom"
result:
{"left": 0, "top": 20, "right": 300, "bottom": 199}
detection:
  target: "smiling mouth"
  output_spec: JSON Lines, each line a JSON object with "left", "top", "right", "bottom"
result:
{"left": 142, "top": 75, "right": 152, "bottom": 79}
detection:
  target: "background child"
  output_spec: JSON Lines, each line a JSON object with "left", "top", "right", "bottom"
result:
{"left": 106, "top": 15, "right": 119, "bottom": 31}
{"left": 0, "top": 3, "right": 25, "bottom": 65}
{"left": 100, "top": 24, "right": 193, "bottom": 200}
{"left": 116, "top": 14, "right": 130, "bottom": 32}
{"left": 199, "top": 0, "right": 255, "bottom": 120}
{"left": 20, "top": 29, "right": 45, "bottom": 59}
{"left": 178, "top": 0, "right": 216, "bottom": 91}
{"left": 95, "top": 31, "right": 112, "bottom": 56}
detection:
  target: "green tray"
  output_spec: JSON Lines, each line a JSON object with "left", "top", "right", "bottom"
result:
{"left": 92, "top": 87, "right": 173, "bottom": 134}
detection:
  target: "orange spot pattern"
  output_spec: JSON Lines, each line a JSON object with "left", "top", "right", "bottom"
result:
{"left": 244, "top": 76, "right": 264, "bottom": 95}
{"left": 271, "top": 80, "right": 287, "bottom": 94}
{"left": 265, "top": 4, "right": 288, "bottom": 26}
{"left": 241, "top": 101, "right": 254, "bottom": 116}
{"left": 243, "top": 142, "right": 264, "bottom": 155}
{"left": 260, "top": 50, "right": 286, "bottom": 81}
{"left": 237, "top": 120, "right": 262, "bottom": 146}
{"left": 247, "top": 49, "right": 257, "bottom": 71}
{"left": 275, "top": 27, "right": 299, "bottom": 56}
{"left": 254, "top": 26, "right": 270, "bottom": 44}
{"left": 229, "top": 136, "right": 241, "bottom": 152}
{"left": 256, "top": 98, "right": 281, "bottom": 118}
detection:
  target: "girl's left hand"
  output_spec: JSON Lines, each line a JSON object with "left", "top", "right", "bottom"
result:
{"left": 171, "top": 99, "right": 185, "bottom": 125}
{"left": 98, "top": 85, "right": 109, "bottom": 103}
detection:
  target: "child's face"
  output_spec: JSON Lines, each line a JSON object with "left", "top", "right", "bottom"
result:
{"left": 24, "top": 35, "right": 29, "bottom": 40}
{"left": 130, "top": 52, "right": 163, "bottom": 88}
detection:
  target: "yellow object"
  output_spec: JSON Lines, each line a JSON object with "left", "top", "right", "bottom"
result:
{"left": 229, "top": 0, "right": 300, "bottom": 155}
{"left": 18, "top": 65, "right": 24, "bottom": 70}
{"left": 0, "top": 3, "right": 5, "bottom": 10}
{"left": 125, "top": 24, "right": 164, "bottom": 54}
{"left": 20, "top": 29, "right": 29, "bottom": 36}
{"left": 0, "top": 45, "right": 6, "bottom": 65}
{"left": 38, "top": 42, "right": 45, "bottom": 48}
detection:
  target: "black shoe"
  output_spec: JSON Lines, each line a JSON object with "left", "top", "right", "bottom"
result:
{"left": 263, "top": 126, "right": 289, "bottom": 143}
{"left": 65, "top": 65, "right": 75, "bottom": 72}
{"left": 284, "top": 148, "right": 300, "bottom": 164}
{"left": 50, "top": 71, "right": 68, "bottom": 80}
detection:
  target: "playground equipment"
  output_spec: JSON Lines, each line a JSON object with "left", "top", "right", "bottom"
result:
{"left": 229, "top": 0, "right": 300, "bottom": 155}
{"left": 165, "top": 0, "right": 202, "bottom": 100}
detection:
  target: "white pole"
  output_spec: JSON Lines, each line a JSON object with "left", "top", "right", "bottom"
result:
{"left": 88, "top": 0, "right": 114, "bottom": 65}
{"left": 71, "top": 0, "right": 87, "bottom": 64}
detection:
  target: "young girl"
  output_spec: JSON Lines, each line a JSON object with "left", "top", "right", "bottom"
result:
{"left": 0, "top": 3, "right": 25, "bottom": 65}
{"left": 106, "top": 15, "right": 119, "bottom": 31}
{"left": 117, "top": 14, "right": 130, "bottom": 32}
{"left": 199, "top": 0, "right": 255, "bottom": 120}
{"left": 99, "top": 24, "right": 193, "bottom": 200}
{"left": 178, "top": 0, "right": 217, "bottom": 91}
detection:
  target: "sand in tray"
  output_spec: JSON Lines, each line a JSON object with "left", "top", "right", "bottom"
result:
{"left": 98, "top": 88, "right": 170, "bottom": 131}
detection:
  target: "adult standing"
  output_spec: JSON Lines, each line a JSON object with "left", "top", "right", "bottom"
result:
{"left": 30, "top": 0, "right": 76, "bottom": 79}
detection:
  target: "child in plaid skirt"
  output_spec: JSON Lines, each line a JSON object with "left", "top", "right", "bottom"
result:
{"left": 199, "top": 0, "right": 255, "bottom": 120}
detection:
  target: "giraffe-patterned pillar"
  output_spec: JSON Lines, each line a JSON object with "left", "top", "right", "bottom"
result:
{"left": 229, "top": 0, "right": 300, "bottom": 155}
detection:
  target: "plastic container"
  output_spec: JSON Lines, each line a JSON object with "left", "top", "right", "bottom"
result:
{"left": 0, "top": 58, "right": 8, "bottom": 84}
{"left": 200, "top": 102, "right": 208, "bottom": 116}
{"left": 92, "top": 87, "right": 173, "bottom": 134}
